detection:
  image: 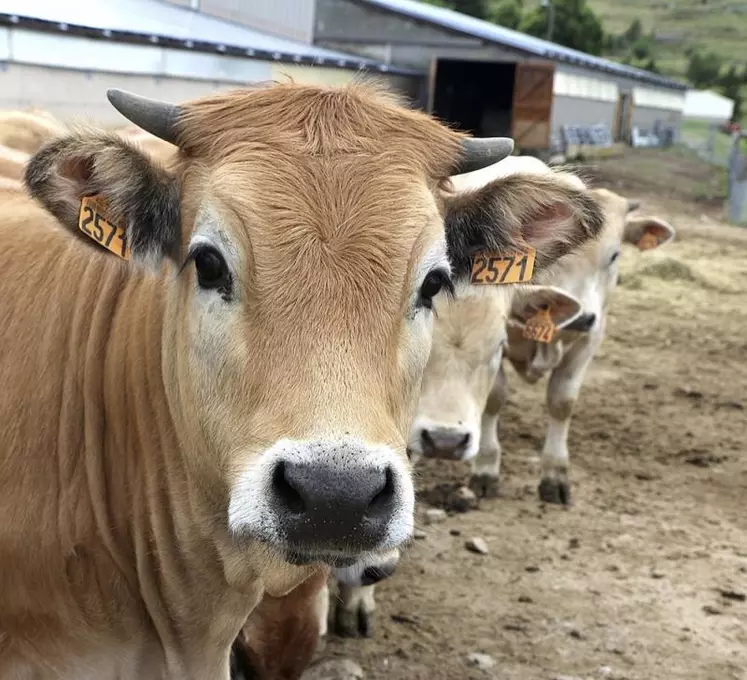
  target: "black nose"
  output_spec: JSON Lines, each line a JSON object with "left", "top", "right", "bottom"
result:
{"left": 271, "top": 460, "right": 396, "bottom": 551}
{"left": 565, "top": 312, "right": 596, "bottom": 332}
{"left": 421, "top": 427, "right": 471, "bottom": 459}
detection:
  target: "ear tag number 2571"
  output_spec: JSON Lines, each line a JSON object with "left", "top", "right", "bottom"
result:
{"left": 78, "top": 195, "right": 131, "bottom": 261}
{"left": 470, "top": 248, "right": 536, "bottom": 285}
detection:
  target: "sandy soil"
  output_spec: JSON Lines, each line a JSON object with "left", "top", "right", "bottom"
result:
{"left": 318, "top": 151, "right": 747, "bottom": 680}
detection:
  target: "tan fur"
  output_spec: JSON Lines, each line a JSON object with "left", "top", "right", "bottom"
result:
{"left": 0, "top": 110, "right": 67, "bottom": 153}
{"left": 116, "top": 127, "right": 179, "bottom": 168}
{"left": 0, "top": 82, "right": 463, "bottom": 679}
{"left": 0, "top": 144, "right": 29, "bottom": 181}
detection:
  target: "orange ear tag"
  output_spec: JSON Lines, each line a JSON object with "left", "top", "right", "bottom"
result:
{"left": 637, "top": 231, "right": 659, "bottom": 251}
{"left": 470, "top": 248, "right": 536, "bottom": 285}
{"left": 522, "top": 305, "right": 556, "bottom": 343}
{"left": 78, "top": 195, "right": 131, "bottom": 260}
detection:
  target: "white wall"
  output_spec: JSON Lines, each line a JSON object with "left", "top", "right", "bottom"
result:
{"left": 683, "top": 89, "right": 734, "bottom": 122}
{"left": 553, "top": 70, "right": 618, "bottom": 103}
{"left": 632, "top": 86, "right": 685, "bottom": 113}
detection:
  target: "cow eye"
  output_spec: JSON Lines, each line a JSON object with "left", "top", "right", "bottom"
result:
{"left": 609, "top": 250, "right": 621, "bottom": 265}
{"left": 193, "top": 247, "right": 231, "bottom": 291}
{"left": 418, "top": 269, "right": 453, "bottom": 310}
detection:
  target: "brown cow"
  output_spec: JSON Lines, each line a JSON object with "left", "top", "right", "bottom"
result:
{"left": 0, "top": 81, "right": 603, "bottom": 679}
{"left": 0, "top": 109, "right": 67, "bottom": 154}
{"left": 0, "top": 144, "right": 29, "bottom": 182}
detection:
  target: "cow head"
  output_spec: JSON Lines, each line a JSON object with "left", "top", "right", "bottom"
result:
{"left": 524, "top": 187, "right": 675, "bottom": 335}
{"left": 24, "top": 83, "right": 603, "bottom": 586}
{"left": 409, "top": 283, "right": 583, "bottom": 461}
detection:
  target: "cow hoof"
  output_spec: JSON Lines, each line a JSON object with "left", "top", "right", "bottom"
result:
{"left": 333, "top": 602, "right": 372, "bottom": 638}
{"left": 538, "top": 477, "right": 571, "bottom": 505}
{"left": 469, "top": 473, "right": 500, "bottom": 499}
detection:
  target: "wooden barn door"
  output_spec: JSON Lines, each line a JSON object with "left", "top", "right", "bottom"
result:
{"left": 511, "top": 61, "right": 555, "bottom": 149}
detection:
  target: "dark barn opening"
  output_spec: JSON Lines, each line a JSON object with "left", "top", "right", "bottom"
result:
{"left": 432, "top": 59, "right": 516, "bottom": 137}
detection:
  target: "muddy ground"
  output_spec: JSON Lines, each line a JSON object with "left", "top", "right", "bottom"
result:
{"left": 318, "top": 150, "right": 747, "bottom": 680}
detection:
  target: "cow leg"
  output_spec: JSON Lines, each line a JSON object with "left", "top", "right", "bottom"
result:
{"left": 538, "top": 335, "right": 600, "bottom": 505}
{"left": 469, "top": 364, "right": 508, "bottom": 498}
{"left": 334, "top": 583, "right": 377, "bottom": 638}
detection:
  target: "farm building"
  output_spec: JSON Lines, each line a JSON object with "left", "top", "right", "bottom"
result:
{"left": 0, "top": 0, "right": 417, "bottom": 125}
{"left": 312, "top": 0, "right": 688, "bottom": 150}
{"left": 683, "top": 89, "right": 735, "bottom": 124}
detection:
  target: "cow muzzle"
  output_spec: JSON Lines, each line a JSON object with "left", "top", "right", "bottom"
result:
{"left": 562, "top": 311, "right": 597, "bottom": 333}
{"left": 409, "top": 417, "right": 479, "bottom": 461}
{"left": 228, "top": 438, "right": 414, "bottom": 567}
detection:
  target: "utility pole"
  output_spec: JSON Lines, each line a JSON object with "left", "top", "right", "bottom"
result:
{"left": 541, "top": 0, "right": 555, "bottom": 42}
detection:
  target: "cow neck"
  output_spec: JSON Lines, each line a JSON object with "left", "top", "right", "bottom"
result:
{"left": 100, "top": 263, "right": 262, "bottom": 662}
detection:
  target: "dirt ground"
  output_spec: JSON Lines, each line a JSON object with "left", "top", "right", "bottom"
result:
{"left": 318, "top": 150, "right": 747, "bottom": 680}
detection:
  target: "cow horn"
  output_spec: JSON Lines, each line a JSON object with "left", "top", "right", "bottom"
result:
{"left": 106, "top": 89, "right": 181, "bottom": 146}
{"left": 455, "top": 137, "right": 515, "bottom": 174}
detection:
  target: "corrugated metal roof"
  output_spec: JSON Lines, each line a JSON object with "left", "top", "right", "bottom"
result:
{"left": 358, "top": 0, "right": 687, "bottom": 90}
{"left": 0, "top": 0, "right": 418, "bottom": 75}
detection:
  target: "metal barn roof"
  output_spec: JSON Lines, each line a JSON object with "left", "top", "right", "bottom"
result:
{"left": 358, "top": 0, "right": 687, "bottom": 90}
{"left": 0, "top": 0, "right": 417, "bottom": 75}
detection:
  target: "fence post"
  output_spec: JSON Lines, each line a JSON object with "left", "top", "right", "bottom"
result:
{"left": 727, "top": 133, "right": 747, "bottom": 225}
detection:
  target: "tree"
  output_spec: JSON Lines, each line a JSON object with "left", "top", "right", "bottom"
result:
{"left": 686, "top": 50, "right": 723, "bottom": 89}
{"left": 450, "top": 0, "right": 490, "bottom": 18}
{"left": 488, "top": 0, "right": 523, "bottom": 29}
{"left": 719, "top": 64, "right": 744, "bottom": 122}
{"left": 624, "top": 18, "right": 643, "bottom": 44}
{"left": 419, "top": 0, "right": 489, "bottom": 19}
{"left": 632, "top": 38, "right": 652, "bottom": 61}
{"left": 644, "top": 57, "right": 660, "bottom": 74}
{"left": 520, "top": 0, "right": 605, "bottom": 56}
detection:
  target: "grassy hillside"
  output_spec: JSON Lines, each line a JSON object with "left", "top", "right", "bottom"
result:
{"left": 588, "top": 0, "right": 747, "bottom": 79}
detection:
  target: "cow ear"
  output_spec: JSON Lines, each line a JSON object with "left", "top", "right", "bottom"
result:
{"left": 623, "top": 216, "right": 675, "bottom": 251}
{"left": 25, "top": 132, "right": 180, "bottom": 264}
{"left": 511, "top": 285, "right": 582, "bottom": 330}
{"left": 444, "top": 173, "right": 604, "bottom": 283}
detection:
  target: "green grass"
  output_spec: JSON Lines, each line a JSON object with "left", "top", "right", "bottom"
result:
{"left": 588, "top": 0, "right": 747, "bottom": 81}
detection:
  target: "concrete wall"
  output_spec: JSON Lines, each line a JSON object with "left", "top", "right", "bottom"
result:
{"left": 0, "top": 37, "right": 416, "bottom": 125}
{"left": 550, "top": 96, "right": 617, "bottom": 137}
{"left": 165, "top": 0, "right": 317, "bottom": 43}
{"left": 631, "top": 105, "right": 682, "bottom": 136}
{"left": 0, "top": 63, "right": 261, "bottom": 124}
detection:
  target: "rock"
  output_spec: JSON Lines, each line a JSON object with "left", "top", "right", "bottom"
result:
{"left": 719, "top": 588, "right": 746, "bottom": 602}
{"left": 413, "top": 529, "right": 427, "bottom": 539}
{"left": 702, "top": 605, "right": 722, "bottom": 616}
{"left": 568, "top": 537, "right": 580, "bottom": 549}
{"left": 422, "top": 482, "right": 479, "bottom": 512}
{"left": 423, "top": 508, "right": 447, "bottom": 525}
{"left": 599, "top": 666, "right": 613, "bottom": 677}
{"left": 525, "top": 565, "right": 540, "bottom": 573}
{"left": 451, "top": 485, "right": 479, "bottom": 513}
{"left": 450, "top": 528, "right": 462, "bottom": 537}
{"left": 651, "top": 570, "right": 665, "bottom": 579}
{"left": 302, "top": 659, "right": 364, "bottom": 680}
{"left": 466, "top": 652, "right": 495, "bottom": 670}
{"left": 465, "top": 537, "right": 489, "bottom": 555}
{"left": 518, "top": 595, "right": 533, "bottom": 603}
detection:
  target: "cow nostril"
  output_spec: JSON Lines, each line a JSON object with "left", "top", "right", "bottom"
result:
{"left": 369, "top": 466, "right": 395, "bottom": 513}
{"left": 272, "top": 461, "right": 305, "bottom": 514}
{"left": 458, "top": 433, "right": 471, "bottom": 451}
